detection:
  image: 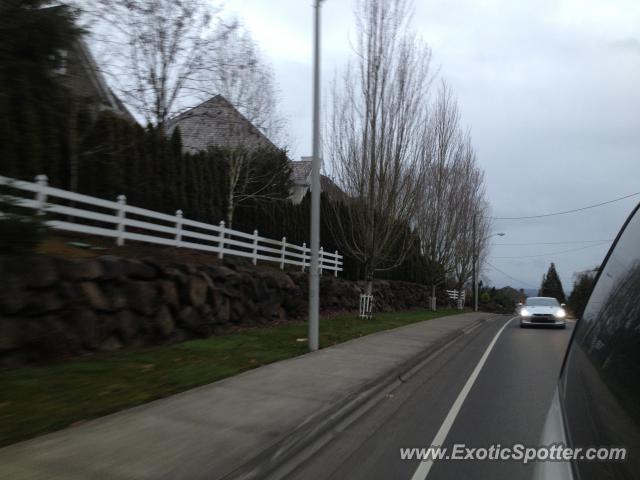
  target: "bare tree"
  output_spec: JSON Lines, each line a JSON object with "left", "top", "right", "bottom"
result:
{"left": 450, "top": 143, "right": 489, "bottom": 291}
{"left": 209, "top": 25, "right": 287, "bottom": 147}
{"left": 327, "top": 0, "right": 433, "bottom": 294}
{"left": 221, "top": 147, "right": 291, "bottom": 230}
{"left": 83, "top": 0, "right": 236, "bottom": 128}
{"left": 416, "top": 82, "right": 462, "bottom": 299}
{"left": 415, "top": 83, "right": 488, "bottom": 304}
{"left": 210, "top": 25, "right": 290, "bottom": 228}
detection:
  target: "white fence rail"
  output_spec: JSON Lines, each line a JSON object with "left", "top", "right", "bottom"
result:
{"left": 359, "top": 294, "right": 373, "bottom": 319}
{"left": 0, "top": 175, "right": 343, "bottom": 275}
{"left": 446, "top": 289, "right": 466, "bottom": 310}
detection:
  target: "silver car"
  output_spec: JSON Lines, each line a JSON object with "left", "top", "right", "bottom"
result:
{"left": 518, "top": 296, "right": 566, "bottom": 328}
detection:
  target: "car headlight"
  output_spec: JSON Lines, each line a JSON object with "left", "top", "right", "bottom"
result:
{"left": 520, "top": 308, "right": 531, "bottom": 317}
{"left": 555, "top": 308, "right": 566, "bottom": 319}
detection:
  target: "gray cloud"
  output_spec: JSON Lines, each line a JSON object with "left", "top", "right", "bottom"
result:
{"left": 610, "top": 37, "right": 640, "bottom": 55}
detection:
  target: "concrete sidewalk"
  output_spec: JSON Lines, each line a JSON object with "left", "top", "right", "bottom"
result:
{"left": 0, "top": 312, "right": 493, "bottom": 480}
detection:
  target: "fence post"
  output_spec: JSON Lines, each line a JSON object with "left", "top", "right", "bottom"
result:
{"left": 334, "top": 250, "right": 339, "bottom": 277}
{"left": 301, "top": 242, "right": 307, "bottom": 272}
{"left": 252, "top": 230, "right": 259, "bottom": 265}
{"left": 319, "top": 247, "right": 324, "bottom": 275}
{"left": 115, "top": 194, "right": 127, "bottom": 246}
{"left": 280, "top": 237, "right": 286, "bottom": 270}
{"left": 175, "top": 210, "right": 183, "bottom": 247}
{"left": 34, "top": 174, "right": 48, "bottom": 214}
{"left": 218, "top": 221, "right": 225, "bottom": 259}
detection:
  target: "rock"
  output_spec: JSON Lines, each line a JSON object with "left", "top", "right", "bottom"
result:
{"left": 283, "top": 296, "right": 306, "bottom": 318}
{"left": 115, "top": 310, "right": 139, "bottom": 343}
{"left": 123, "top": 260, "right": 157, "bottom": 281}
{"left": 257, "top": 272, "right": 279, "bottom": 290}
{"left": 231, "top": 301, "right": 247, "bottom": 323}
{"left": 222, "top": 260, "right": 238, "bottom": 270}
{"left": 99, "top": 256, "right": 125, "bottom": 280}
{"left": 58, "top": 281, "right": 81, "bottom": 303}
{"left": 61, "top": 259, "right": 104, "bottom": 280}
{"left": 213, "top": 296, "right": 231, "bottom": 324}
{"left": 261, "top": 303, "right": 285, "bottom": 322}
{"left": 153, "top": 306, "right": 175, "bottom": 339}
{"left": 163, "top": 267, "right": 188, "bottom": 285}
{"left": 239, "top": 273, "right": 267, "bottom": 300}
{"left": 177, "top": 306, "right": 206, "bottom": 333}
{"left": 207, "top": 265, "right": 237, "bottom": 281}
{"left": 99, "top": 335, "right": 123, "bottom": 352}
{"left": 124, "top": 281, "right": 159, "bottom": 315}
{"left": 196, "top": 303, "right": 213, "bottom": 321}
{"left": 67, "top": 307, "right": 99, "bottom": 350}
{"left": 274, "top": 272, "right": 296, "bottom": 290}
{"left": 34, "top": 316, "right": 75, "bottom": 355}
{"left": 0, "top": 277, "right": 26, "bottom": 315}
{"left": 159, "top": 281, "right": 180, "bottom": 310}
{"left": 80, "top": 282, "right": 111, "bottom": 311}
{"left": 187, "top": 276, "right": 209, "bottom": 306}
{"left": 0, "top": 317, "right": 23, "bottom": 351}
{"left": 101, "top": 282, "right": 128, "bottom": 311}
{"left": 24, "top": 290, "right": 65, "bottom": 316}
{"left": 6, "top": 256, "right": 57, "bottom": 288}
{"left": 168, "top": 328, "right": 189, "bottom": 344}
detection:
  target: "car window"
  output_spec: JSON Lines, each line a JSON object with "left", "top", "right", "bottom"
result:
{"left": 559, "top": 204, "right": 640, "bottom": 480}
{"left": 525, "top": 298, "right": 559, "bottom": 307}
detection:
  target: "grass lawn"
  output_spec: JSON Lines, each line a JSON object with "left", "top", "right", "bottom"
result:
{"left": 0, "top": 308, "right": 463, "bottom": 447}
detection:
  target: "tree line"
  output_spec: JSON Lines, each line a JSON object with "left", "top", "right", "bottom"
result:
{"left": 327, "top": 0, "right": 490, "bottom": 297}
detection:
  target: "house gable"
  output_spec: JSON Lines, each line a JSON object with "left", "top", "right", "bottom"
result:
{"left": 166, "top": 95, "right": 277, "bottom": 154}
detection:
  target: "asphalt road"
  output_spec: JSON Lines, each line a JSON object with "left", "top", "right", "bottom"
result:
{"left": 287, "top": 316, "right": 574, "bottom": 480}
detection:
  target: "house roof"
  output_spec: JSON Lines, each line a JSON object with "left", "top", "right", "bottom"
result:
{"left": 41, "top": 6, "right": 136, "bottom": 123}
{"left": 166, "top": 95, "right": 278, "bottom": 154}
{"left": 289, "top": 159, "right": 347, "bottom": 201}
{"left": 71, "top": 38, "right": 136, "bottom": 123}
{"left": 290, "top": 160, "right": 313, "bottom": 186}
{"left": 320, "top": 175, "right": 347, "bottom": 201}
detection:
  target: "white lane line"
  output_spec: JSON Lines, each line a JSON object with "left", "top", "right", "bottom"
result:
{"left": 410, "top": 317, "right": 514, "bottom": 480}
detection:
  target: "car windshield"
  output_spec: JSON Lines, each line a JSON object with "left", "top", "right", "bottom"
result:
{"left": 525, "top": 298, "right": 559, "bottom": 307}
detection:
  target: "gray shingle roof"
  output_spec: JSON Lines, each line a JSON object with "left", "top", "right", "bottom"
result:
{"left": 166, "top": 95, "right": 278, "bottom": 154}
{"left": 290, "top": 160, "right": 313, "bottom": 186}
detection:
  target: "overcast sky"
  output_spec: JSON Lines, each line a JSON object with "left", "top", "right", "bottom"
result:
{"left": 224, "top": 0, "right": 640, "bottom": 291}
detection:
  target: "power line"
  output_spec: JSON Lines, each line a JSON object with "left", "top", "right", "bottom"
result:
{"left": 491, "top": 241, "right": 611, "bottom": 259}
{"left": 491, "top": 191, "right": 640, "bottom": 220}
{"left": 485, "top": 261, "right": 537, "bottom": 288}
{"left": 492, "top": 239, "right": 614, "bottom": 246}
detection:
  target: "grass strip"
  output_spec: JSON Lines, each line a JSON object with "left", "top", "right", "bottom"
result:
{"left": 0, "top": 308, "right": 463, "bottom": 447}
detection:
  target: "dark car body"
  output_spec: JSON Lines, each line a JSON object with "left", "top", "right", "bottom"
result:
{"left": 535, "top": 203, "right": 640, "bottom": 479}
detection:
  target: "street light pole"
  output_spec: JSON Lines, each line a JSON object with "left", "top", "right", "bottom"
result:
{"left": 473, "top": 228, "right": 506, "bottom": 312}
{"left": 308, "top": 0, "right": 324, "bottom": 352}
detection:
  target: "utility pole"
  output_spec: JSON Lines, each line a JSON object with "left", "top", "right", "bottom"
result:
{"left": 308, "top": 0, "right": 324, "bottom": 352}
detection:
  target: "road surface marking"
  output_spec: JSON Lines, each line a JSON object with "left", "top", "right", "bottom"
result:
{"left": 410, "top": 317, "right": 514, "bottom": 480}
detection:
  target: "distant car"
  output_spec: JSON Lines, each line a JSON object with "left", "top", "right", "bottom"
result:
{"left": 535, "top": 201, "right": 640, "bottom": 479}
{"left": 518, "top": 296, "right": 566, "bottom": 328}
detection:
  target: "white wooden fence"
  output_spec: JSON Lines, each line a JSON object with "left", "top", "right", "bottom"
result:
{"left": 0, "top": 175, "right": 343, "bottom": 275}
{"left": 446, "top": 289, "right": 466, "bottom": 310}
{"left": 359, "top": 294, "right": 373, "bottom": 319}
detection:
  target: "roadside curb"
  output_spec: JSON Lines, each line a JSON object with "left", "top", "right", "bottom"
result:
{"left": 221, "top": 314, "right": 503, "bottom": 480}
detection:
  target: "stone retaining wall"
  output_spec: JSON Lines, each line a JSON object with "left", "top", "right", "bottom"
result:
{"left": 0, "top": 255, "right": 440, "bottom": 366}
